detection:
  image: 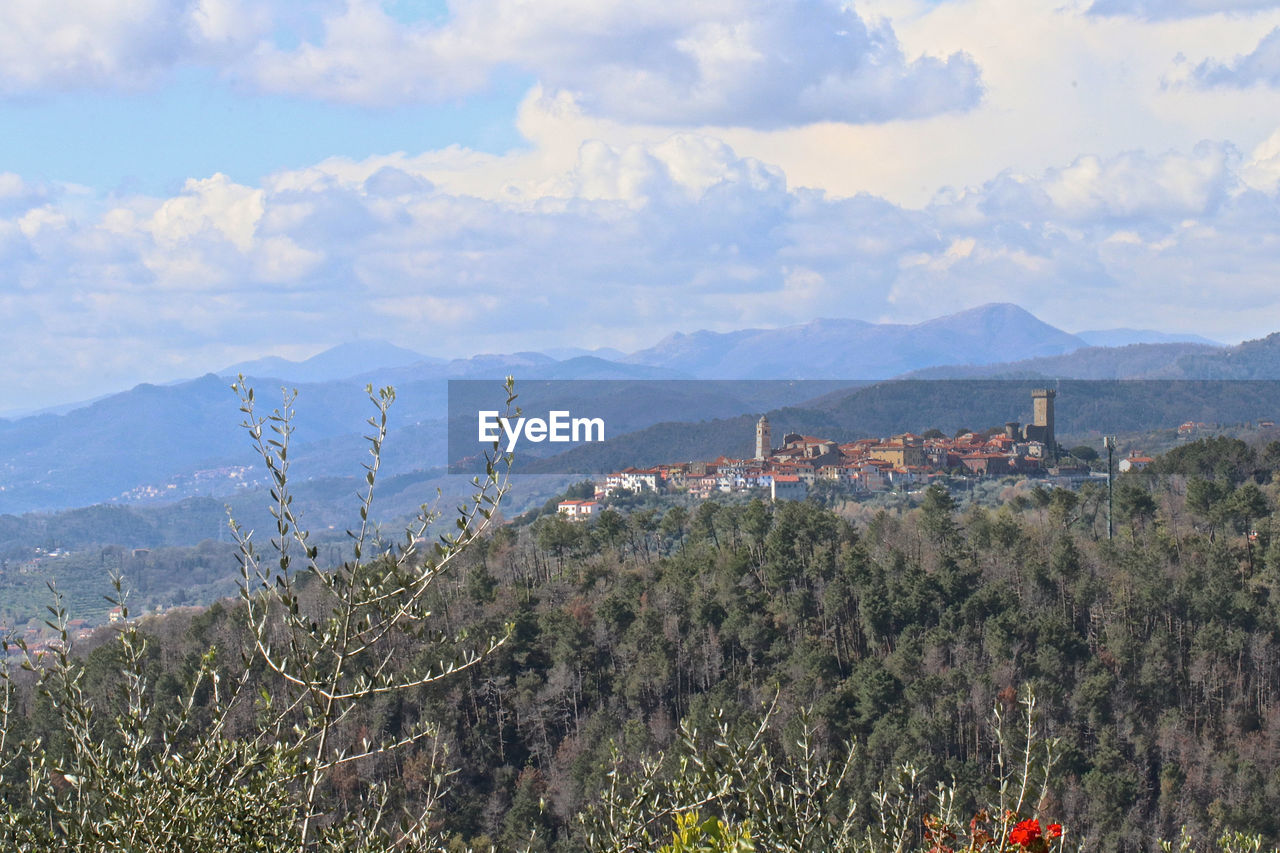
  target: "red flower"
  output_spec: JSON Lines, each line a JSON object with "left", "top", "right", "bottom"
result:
{"left": 1047, "top": 824, "right": 1063, "bottom": 839}
{"left": 1008, "top": 819, "right": 1042, "bottom": 846}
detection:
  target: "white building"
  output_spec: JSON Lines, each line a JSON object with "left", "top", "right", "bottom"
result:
{"left": 771, "top": 475, "right": 808, "bottom": 502}
{"left": 1118, "top": 453, "right": 1153, "bottom": 473}
{"left": 557, "top": 500, "right": 599, "bottom": 520}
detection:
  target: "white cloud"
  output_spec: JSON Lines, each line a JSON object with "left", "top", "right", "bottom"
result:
{"left": 0, "top": 0, "right": 267, "bottom": 93}
{"left": 17, "top": 206, "right": 69, "bottom": 240}
{"left": 1242, "top": 126, "right": 1280, "bottom": 191}
{"left": 253, "top": 235, "right": 323, "bottom": 283}
{"left": 886, "top": 140, "right": 1278, "bottom": 334}
{"left": 0, "top": 175, "right": 52, "bottom": 225}
{"left": 1191, "top": 26, "right": 1280, "bottom": 87}
{"left": 563, "top": 135, "right": 786, "bottom": 204}
{"left": 1013, "top": 143, "right": 1236, "bottom": 222}
{"left": 0, "top": 0, "right": 983, "bottom": 128}
{"left": 504, "top": 1, "right": 985, "bottom": 127}
{"left": 1087, "top": 0, "right": 1280, "bottom": 19}
{"left": 149, "top": 173, "right": 264, "bottom": 251}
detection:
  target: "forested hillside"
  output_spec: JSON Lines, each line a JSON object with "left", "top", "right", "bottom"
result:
{"left": 8, "top": 436, "right": 1280, "bottom": 850}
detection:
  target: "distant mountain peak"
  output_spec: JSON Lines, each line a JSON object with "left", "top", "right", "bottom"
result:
{"left": 917, "top": 302, "right": 1074, "bottom": 332}
{"left": 623, "top": 304, "right": 1086, "bottom": 379}
{"left": 221, "top": 340, "right": 437, "bottom": 383}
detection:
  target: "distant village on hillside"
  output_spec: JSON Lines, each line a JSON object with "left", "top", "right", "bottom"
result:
{"left": 558, "top": 389, "right": 1109, "bottom": 518}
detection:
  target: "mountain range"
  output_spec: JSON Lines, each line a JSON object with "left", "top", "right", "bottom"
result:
{"left": 209, "top": 304, "right": 1219, "bottom": 386}
{"left": 221, "top": 340, "right": 443, "bottom": 383}
{"left": 199, "top": 303, "right": 1220, "bottom": 387}
{"left": 0, "top": 303, "right": 1256, "bottom": 517}
{"left": 623, "top": 303, "right": 1091, "bottom": 377}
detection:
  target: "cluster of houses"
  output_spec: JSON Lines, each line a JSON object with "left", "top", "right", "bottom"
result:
{"left": 592, "top": 424, "right": 1059, "bottom": 505}
{"left": 554, "top": 390, "right": 1080, "bottom": 517}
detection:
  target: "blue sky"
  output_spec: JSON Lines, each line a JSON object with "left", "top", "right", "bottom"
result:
{"left": 4, "top": 0, "right": 1280, "bottom": 412}
{"left": 0, "top": 67, "right": 530, "bottom": 194}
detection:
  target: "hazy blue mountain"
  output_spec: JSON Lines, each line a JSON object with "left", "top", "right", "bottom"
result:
{"left": 436, "top": 351, "right": 557, "bottom": 377}
{"left": 1075, "top": 328, "right": 1222, "bottom": 347}
{"left": 221, "top": 340, "right": 440, "bottom": 383}
{"left": 529, "top": 356, "right": 689, "bottom": 380}
{"left": 0, "top": 390, "right": 119, "bottom": 420}
{"left": 904, "top": 333, "right": 1280, "bottom": 381}
{"left": 0, "top": 374, "right": 256, "bottom": 513}
{"left": 905, "top": 342, "right": 1221, "bottom": 380}
{"left": 0, "top": 353, "right": 716, "bottom": 514}
{"left": 542, "top": 346, "right": 627, "bottom": 361}
{"left": 624, "top": 303, "right": 1088, "bottom": 378}
{"left": 1152, "top": 332, "right": 1280, "bottom": 379}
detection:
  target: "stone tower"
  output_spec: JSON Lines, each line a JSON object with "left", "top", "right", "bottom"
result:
{"left": 1031, "top": 388, "right": 1056, "bottom": 461}
{"left": 755, "top": 415, "right": 771, "bottom": 460}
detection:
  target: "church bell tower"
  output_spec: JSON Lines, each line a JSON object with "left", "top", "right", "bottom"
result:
{"left": 755, "top": 415, "right": 771, "bottom": 460}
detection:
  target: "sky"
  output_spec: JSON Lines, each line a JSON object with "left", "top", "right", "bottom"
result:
{"left": 3, "top": 0, "right": 1280, "bottom": 413}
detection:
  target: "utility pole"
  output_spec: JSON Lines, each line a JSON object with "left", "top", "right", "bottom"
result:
{"left": 1104, "top": 436, "right": 1116, "bottom": 540}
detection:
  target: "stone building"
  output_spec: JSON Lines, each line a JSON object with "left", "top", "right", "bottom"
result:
{"left": 755, "top": 415, "right": 771, "bottom": 460}
{"left": 1022, "top": 388, "right": 1056, "bottom": 462}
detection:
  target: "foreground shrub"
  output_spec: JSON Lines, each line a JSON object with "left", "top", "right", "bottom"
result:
{"left": 0, "top": 380, "right": 514, "bottom": 851}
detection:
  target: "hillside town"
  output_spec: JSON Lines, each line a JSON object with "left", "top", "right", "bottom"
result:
{"left": 558, "top": 389, "right": 1090, "bottom": 516}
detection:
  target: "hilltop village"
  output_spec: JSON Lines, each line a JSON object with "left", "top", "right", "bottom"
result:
{"left": 558, "top": 389, "right": 1075, "bottom": 517}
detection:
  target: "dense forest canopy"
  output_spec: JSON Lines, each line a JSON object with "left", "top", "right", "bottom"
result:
{"left": 5, "top": 433, "right": 1280, "bottom": 851}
